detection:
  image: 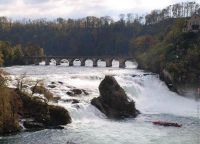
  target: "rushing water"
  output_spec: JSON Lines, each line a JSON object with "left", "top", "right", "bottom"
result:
{"left": 1, "top": 61, "right": 200, "bottom": 144}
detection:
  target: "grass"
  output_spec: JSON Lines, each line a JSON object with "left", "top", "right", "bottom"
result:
{"left": 0, "top": 87, "right": 21, "bottom": 134}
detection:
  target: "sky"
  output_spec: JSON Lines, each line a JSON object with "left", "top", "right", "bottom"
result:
{"left": 0, "top": 0, "right": 199, "bottom": 20}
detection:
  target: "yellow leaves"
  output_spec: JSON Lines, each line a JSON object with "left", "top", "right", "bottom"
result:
{"left": 165, "top": 18, "right": 185, "bottom": 42}
{"left": 0, "top": 88, "right": 19, "bottom": 134}
{"left": 0, "top": 69, "right": 8, "bottom": 87}
{"left": 0, "top": 52, "right": 3, "bottom": 66}
{"left": 130, "top": 35, "right": 157, "bottom": 53}
{"left": 166, "top": 63, "right": 179, "bottom": 72}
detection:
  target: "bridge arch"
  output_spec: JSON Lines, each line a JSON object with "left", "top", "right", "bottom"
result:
{"left": 73, "top": 58, "right": 81, "bottom": 66}
{"left": 34, "top": 57, "right": 44, "bottom": 65}
{"left": 27, "top": 56, "right": 135, "bottom": 68}
{"left": 85, "top": 59, "right": 93, "bottom": 67}
{"left": 49, "top": 58, "right": 57, "bottom": 65}
{"left": 112, "top": 59, "right": 119, "bottom": 67}
{"left": 97, "top": 59, "right": 106, "bottom": 67}
{"left": 60, "top": 59, "right": 69, "bottom": 66}
{"left": 125, "top": 60, "right": 137, "bottom": 68}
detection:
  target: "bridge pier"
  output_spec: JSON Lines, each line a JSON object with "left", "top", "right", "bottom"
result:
{"left": 119, "top": 60, "right": 126, "bottom": 68}
{"left": 34, "top": 59, "right": 40, "bottom": 65}
{"left": 45, "top": 58, "right": 50, "bottom": 65}
{"left": 93, "top": 59, "right": 98, "bottom": 67}
{"left": 69, "top": 59, "right": 74, "bottom": 66}
{"left": 81, "top": 59, "right": 85, "bottom": 66}
{"left": 56, "top": 62, "right": 60, "bottom": 66}
{"left": 56, "top": 60, "right": 61, "bottom": 66}
{"left": 106, "top": 59, "right": 112, "bottom": 67}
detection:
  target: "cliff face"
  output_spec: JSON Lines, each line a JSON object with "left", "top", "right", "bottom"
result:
{"left": 133, "top": 19, "right": 200, "bottom": 93}
{"left": 135, "top": 30, "right": 200, "bottom": 96}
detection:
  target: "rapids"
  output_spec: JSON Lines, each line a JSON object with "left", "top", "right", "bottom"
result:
{"left": 1, "top": 61, "right": 199, "bottom": 144}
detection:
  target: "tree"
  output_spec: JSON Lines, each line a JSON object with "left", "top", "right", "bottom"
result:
{"left": 24, "top": 44, "right": 44, "bottom": 57}
{"left": 0, "top": 52, "right": 3, "bottom": 66}
{"left": 119, "top": 14, "right": 125, "bottom": 26}
{"left": 129, "top": 35, "right": 157, "bottom": 54}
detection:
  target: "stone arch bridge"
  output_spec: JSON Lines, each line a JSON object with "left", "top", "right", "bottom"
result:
{"left": 23, "top": 56, "right": 135, "bottom": 68}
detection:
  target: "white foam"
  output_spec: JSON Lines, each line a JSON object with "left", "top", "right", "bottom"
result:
{"left": 4, "top": 65, "right": 199, "bottom": 120}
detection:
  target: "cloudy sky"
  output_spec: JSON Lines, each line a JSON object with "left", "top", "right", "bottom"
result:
{"left": 0, "top": 0, "right": 199, "bottom": 19}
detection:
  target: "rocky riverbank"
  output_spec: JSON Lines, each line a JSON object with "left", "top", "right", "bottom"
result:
{"left": 159, "top": 69, "right": 200, "bottom": 97}
{"left": 0, "top": 88, "right": 72, "bottom": 135}
{"left": 0, "top": 70, "right": 72, "bottom": 135}
{"left": 137, "top": 63, "right": 200, "bottom": 97}
{"left": 133, "top": 23, "right": 200, "bottom": 97}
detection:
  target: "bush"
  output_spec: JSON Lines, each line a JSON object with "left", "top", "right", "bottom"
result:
{"left": 0, "top": 88, "right": 21, "bottom": 134}
{"left": 31, "top": 85, "right": 54, "bottom": 102}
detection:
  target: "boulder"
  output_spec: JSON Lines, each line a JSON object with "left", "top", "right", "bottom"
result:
{"left": 82, "top": 89, "right": 89, "bottom": 95}
{"left": 51, "top": 82, "right": 56, "bottom": 84}
{"left": 66, "top": 91, "right": 74, "bottom": 96}
{"left": 23, "top": 121, "right": 45, "bottom": 129}
{"left": 23, "top": 121, "right": 65, "bottom": 130}
{"left": 31, "top": 86, "right": 55, "bottom": 102}
{"left": 72, "top": 89, "right": 82, "bottom": 95}
{"left": 58, "top": 81, "right": 63, "bottom": 85}
{"left": 52, "top": 96, "right": 61, "bottom": 103}
{"left": 91, "top": 76, "right": 139, "bottom": 119}
{"left": 48, "top": 85, "right": 56, "bottom": 88}
{"left": 47, "top": 105, "right": 72, "bottom": 126}
{"left": 143, "top": 73, "right": 156, "bottom": 76}
{"left": 160, "top": 69, "right": 178, "bottom": 93}
{"left": 152, "top": 121, "right": 182, "bottom": 127}
{"left": 47, "top": 125, "right": 64, "bottom": 129}
{"left": 62, "top": 99, "right": 80, "bottom": 104}
{"left": 16, "top": 89, "right": 72, "bottom": 127}
{"left": 67, "top": 89, "right": 89, "bottom": 96}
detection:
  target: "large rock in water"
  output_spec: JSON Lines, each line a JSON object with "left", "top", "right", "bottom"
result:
{"left": 91, "top": 76, "right": 139, "bottom": 119}
{"left": 15, "top": 89, "right": 72, "bottom": 127}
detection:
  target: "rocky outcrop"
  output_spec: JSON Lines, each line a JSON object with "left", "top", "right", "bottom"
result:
{"left": 31, "top": 86, "right": 60, "bottom": 102}
{"left": 0, "top": 87, "right": 72, "bottom": 135}
{"left": 67, "top": 89, "right": 89, "bottom": 96}
{"left": 23, "top": 120, "right": 65, "bottom": 130}
{"left": 62, "top": 99, "right": 80, "bottom": 104}
{"left": 152, "top": 121, "right": 182, "bottom": 127}
{"left": 48, "top": 85, "right": 56, "bottom": 88}
{"left": 160, "top": 69, "right": 178, "bottom": 93}
{"left": 58, "top": 81, "right": 63, "bottom": 85}
{"left": 23, "top": 121, "right": 45, "bottom": 129}
{"left": 91, "top": 76, "right": 139, "bottom": 119}
{"left": 15, "top": 89, "right": 72, "bottom": 128}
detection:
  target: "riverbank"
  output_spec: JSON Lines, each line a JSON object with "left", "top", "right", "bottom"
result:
{"left": 133, "top": 20, "right": 200, "bottom": 96}
{"left": 0, "top": 69, "right": 71, "bottom": 135}
{"left": 137, "top": 59, "right": 200, "bottom": 97}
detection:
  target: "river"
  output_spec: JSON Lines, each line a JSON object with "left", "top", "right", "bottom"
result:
{"left": 1, "top": 61, "right": 200, "bottom": 144}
